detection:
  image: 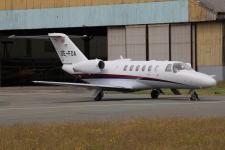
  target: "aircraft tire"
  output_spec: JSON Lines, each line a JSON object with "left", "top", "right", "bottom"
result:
{"left": 189, "top": 91, "right": 199, "bottom": 101}
{"left": 151, "top": 90, "right": 159, "bottom": 99}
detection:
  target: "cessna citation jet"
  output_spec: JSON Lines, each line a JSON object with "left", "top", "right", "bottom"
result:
{"left": 9, "top": 33, "right": 217, "bottom": 101}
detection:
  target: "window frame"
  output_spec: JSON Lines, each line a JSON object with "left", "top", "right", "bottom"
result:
{"left": 154, "top": 65, "right": 159, "bottom": 72}
{"left": 135, "top": 65, "right": 140, "bottom": 71}
{"left": 142, "top": 65, "right": 146, "bottom": 71}
{"left": 165, "top": 64, "right": 172, "bottom": 72}
{"left": 123, "top": 65, "right": 128, "bottom": 71}
{"left": 148, "top": 65, "right": 152, "bottom": 72}
{"left": 129, "top": 65, "right": 134, "bottom": 71}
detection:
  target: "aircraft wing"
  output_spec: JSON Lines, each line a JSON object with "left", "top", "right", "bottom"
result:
{"left": 33, "top": 81, "right": 132, "bottom": 90}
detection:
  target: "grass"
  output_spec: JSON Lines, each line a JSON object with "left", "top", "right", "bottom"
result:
{"left": 0, "top": 118, "right": 225, "bottom": 150}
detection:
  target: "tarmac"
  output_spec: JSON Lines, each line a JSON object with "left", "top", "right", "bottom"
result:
{"left": 0, "top": 86, "right": 225, "bottom": 125}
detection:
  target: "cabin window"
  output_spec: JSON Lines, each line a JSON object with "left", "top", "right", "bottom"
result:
{"left": 130, "top": 65, "right": 134, "bottom": 71}
{"left": 135, "top": 65, "right": 140, "bottom": 71}
{"left": 154, "top": 65, "right": 159, "bottom": 72}
{"left": 173, "top": 63, "right": 192, "bottom": 73}
{"left": 148, "top": 65, "right": 152, "bottom": 72}
{"left": 142, "top": 65, "right": 146, "bottom": 71}
{"left": 123, "top": 65, "right": 128, "bottom": 71}
{"left": 165, "top": 64, "right": 172, "bottom": 72}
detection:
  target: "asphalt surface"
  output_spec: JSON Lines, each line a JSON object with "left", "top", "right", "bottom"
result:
{"left": 0, "top": 86, "right": 225, "bottom": 124}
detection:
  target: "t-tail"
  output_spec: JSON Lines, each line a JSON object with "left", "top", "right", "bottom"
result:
{"left": 49, "top": 33, "right": 105, "bottom": 74}
{"left": 49, "top": 33, "right": 87, "bottom": 64}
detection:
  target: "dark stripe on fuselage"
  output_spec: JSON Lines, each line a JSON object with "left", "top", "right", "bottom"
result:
{"left": 73, "top": 74, "right": 191, "bottom": 87}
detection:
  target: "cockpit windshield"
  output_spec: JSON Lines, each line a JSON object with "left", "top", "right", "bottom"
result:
{"left": 173, "top": 63, "right": 192, "bottom": 73}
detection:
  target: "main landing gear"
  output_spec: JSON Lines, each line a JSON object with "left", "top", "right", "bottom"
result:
{"left": 151, "top": 89, "right": 160, "bottom": 99}
{"left": 189, "top": 91, "right": 200, "bottom": 101}
{"left": 94, "top": 90, "right": 104, "bottom": 101}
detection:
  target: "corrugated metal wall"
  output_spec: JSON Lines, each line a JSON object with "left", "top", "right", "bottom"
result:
{"left": 148, "top": 24, "right": 169, "bottom": 60}
{"left": 197, "top": 22, "right": 223, "bottom": 66}
{"left": 0, "top": 0, "right": 171, "bottom": 10}
{"left": 107, "top": 22, "right": 225, "bottom": 80}
{"left": 0, "top": 1, "right": 189, "bottom": 30}
{"left": 171, "top": 24, "right": 191, "bottom": 63}
{"left": 126, "top": 26, "right": 146, "bottom": 60}
{"left": 108, "top": 23, "right": 198, "bottom": 65}
{"left": 0, "top": 0, "right": 218, "bottom": 30}
{"left": 191, "top": 24, "right": 196, "bottom": 69}
{"left": 108, "top": 27, "right": 126, "bottom": 60}
{"left": 108, "top": 26, "right": 146, "bottom": 60}
{"left": 0, "top": 0, "right": 217, "bottom": 23}
{"left": 188, "top": 0, "right": 216, "bottom": 22}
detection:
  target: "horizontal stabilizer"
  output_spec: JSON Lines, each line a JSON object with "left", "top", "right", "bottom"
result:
{"left": 33, "top": 81, "right": 131, "bottom": 90}
{"left": 8, "top": 34, "right": 87, "bottom": 39}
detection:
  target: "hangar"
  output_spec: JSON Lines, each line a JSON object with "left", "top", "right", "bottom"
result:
{"left": 0, "top": 0, "right": 224, "bottom": 86}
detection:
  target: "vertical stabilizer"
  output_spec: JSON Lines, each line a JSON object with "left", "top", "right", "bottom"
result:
{"left": 49, "top": 33, "right": 87, "bottom": 64}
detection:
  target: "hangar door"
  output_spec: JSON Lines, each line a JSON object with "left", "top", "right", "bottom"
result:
{"left": 107, "top": 27, "right": 126, "bottom": 60}
{"left": 148, "top": 24, "right": 169, "bottom": 60}
{"left": 171, "top": 24, "right": 192, "bottom": 63}
{"left": 108, "top": 25, "right": 146, "bottom": 61}
{"left": 126, "top": 26, "right": 146, "bottom": 60}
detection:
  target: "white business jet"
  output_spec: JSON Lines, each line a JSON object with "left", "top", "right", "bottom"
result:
{"left": 9, "top": 33, "right": 216, "bottom": 101}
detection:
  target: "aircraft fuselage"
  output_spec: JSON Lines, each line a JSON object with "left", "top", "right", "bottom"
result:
{"left": 62, "top": 60, "right": 216, "bottom": 90}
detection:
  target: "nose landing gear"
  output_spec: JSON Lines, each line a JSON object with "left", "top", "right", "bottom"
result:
{"left": 94, "top": 90, "right": 104, "bottom": 101}
{"left": 189, "top": 91, "right": 200, "bottom": 101}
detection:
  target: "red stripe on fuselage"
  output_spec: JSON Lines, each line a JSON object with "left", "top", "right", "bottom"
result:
{"left": 73, "top": 73, "right": 189, "bottom": 87}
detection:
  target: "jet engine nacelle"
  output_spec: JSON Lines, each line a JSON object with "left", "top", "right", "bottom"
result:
{"left": 73, "top": 59, "right": 105, "bottom": 74}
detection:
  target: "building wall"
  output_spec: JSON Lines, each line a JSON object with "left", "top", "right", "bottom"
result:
{"left": 108, "top": 27, "right": 126, "bottom": 60}
{"left": 108, "top": 23, "right": 195, "bottom": 62}
{"left": 191, "top": 23, "right": 196, "bottom": 69}
{"left": 148, "top": 24, "right": 169, "bottom": 60}
{"left": 0, "top": 0, "right": 218, "bottom": 30}
{"left": 0, "top": 0, "right": 176, "bottom": 10}
{"left": 126, "top": 26, "right": 146, "bottom": 60}
{"left": 108, "top": 25, "right": 146, "bottom": 60}
{"left": 189, "top": 0, "right": 216, "bottom": 22}
{"left": 0, "top": 1, "right": 189, "bottom": 30}
{"left": 197, "top": 22, "right": 223, "bottom": 66}
{"left": 171, "top": 24, "right": 191, "bottom": 63}
{"left": 197, "top": 22, "right": 224, "bottom": 80}
{"left": 108, "top": 22, "right": 225, "bottom": 81}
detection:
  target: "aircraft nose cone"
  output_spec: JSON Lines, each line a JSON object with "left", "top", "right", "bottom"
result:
{"left": 207, "top": 77, "right": 217, "bottom": 87}
{"left": 200, "top": 75, "right": 217, "bottom": 88}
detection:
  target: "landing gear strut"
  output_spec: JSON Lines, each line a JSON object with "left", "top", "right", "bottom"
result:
{"left": 151, "top": 89, "right": 160, "bottom": 99}
{"left": 94, "top": 90, "right": 104, "bottom": 101}
{"left": 189, "top": 91, "right": 200, "bottom": 101}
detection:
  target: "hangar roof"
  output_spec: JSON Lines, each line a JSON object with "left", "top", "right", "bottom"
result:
{"left": 200, "top": 0, "right": 225, "bottom": 12}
